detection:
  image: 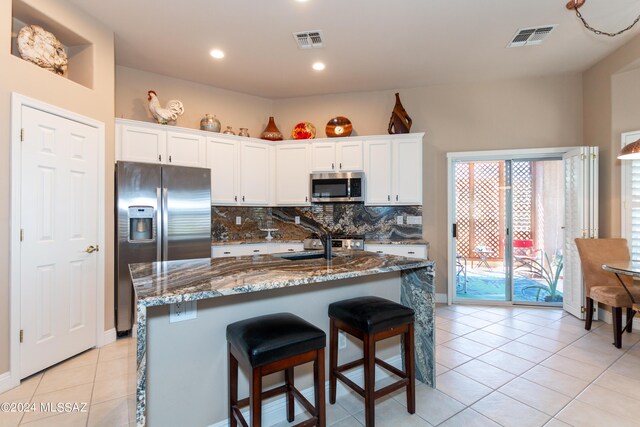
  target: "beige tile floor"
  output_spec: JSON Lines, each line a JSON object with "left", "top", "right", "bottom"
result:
{"left": 2, "top": 304, "right": 639, "bottom": 426}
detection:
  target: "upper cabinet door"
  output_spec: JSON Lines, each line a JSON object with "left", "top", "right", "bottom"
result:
{"left": 337, "top": 140, "right": 363, "bottom": 171}
{"left": 393, "top": 137, "right": 422, "bottom": 205}
{"left": 364, "top": 140, "right": 392, "bottom": 205}
{"left": 240, "top": 142, "right": 271, "bottom": 205}
{"left": 311, "top": 142, "right": 337, "bottom": 172}
{"left": 276, "top": 144, "right": 311, "bottom": 205}
{"left": 166, "top": 132, "right": 206, "bottom": 167}
{"left": 206, "top": 138, "right": 238, "bottom": 205}
{"left": 118, "top": 124, "right": 166, "bottom": 164}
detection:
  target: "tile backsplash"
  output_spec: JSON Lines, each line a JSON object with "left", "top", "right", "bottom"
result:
{"left": 212, "top": 204, "right": 422, "bottom": 242}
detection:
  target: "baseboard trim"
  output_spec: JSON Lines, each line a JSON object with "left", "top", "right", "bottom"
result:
{"left": 435, "top": 293, "right": 447, "bottom": 304}
{"left": 206, "top": 355, "right": 403, "bottom": 427}
{"left": 101, "top": 328, "right": 117, "bottom": 347}
{"left": 597, "top": 307, "right": 638, "bottom": 328}
{"left": 0, "top": 371, "right": 19, "bottom": 395}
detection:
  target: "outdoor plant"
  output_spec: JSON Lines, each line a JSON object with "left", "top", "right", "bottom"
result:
{"left": 519, "top": 251, "right": 564, "bottom": 302}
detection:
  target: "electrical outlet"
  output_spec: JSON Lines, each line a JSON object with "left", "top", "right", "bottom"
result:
{"left": 396, "top": 215, "right": 404, "bottom": 225}
{"left": 338, "top": 331, "right": 347, "bottom": 349}
{"left": 295, "top": 216, "right": 300, "bottom": 224}
{"left": 236, "top": 216, "right": 242, "bottom": 225}
{"left": 407, "top": 216, "right": 422, "bottom": 225}
{"left": 169, "top": 301, "right": 197, "bottom": 323}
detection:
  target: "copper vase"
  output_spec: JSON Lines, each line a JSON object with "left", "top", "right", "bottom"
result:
{"left": 260, "top": 116, "right": 283, "bottom": 141}
{"left": 388, "top": 93, "right": 412, "bottom": 134}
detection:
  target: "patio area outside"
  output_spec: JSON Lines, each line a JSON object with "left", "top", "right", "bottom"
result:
{"left": 454, "top": 160, "right": 564, "bottom": 304}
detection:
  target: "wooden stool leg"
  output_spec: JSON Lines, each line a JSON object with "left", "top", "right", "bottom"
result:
{"left": 314, "top": 349, "right": 326, "bottom": 427}
{"left": 329, "top": 318, "right": 338, "bottom": 405}
{"left": 250, "top": 367, "right": 262, "bottom": 427}
{"left": 404, "top": 323, "right": 416, "bottom": 414}
{"left": 285, "top": 367, "right": 295, "bottom": 422}
{"left": 626, "top": 308, "right": 634, "bottom": 333}
{"left": 228, "top": 345, "right": 238, "bottom": 427}
{"left": 585, "top": 297, "right": 594, "bottom": 330}
{"left": 613, "top": 307, "right": 623, "bottom": 349}
{"left": 363, "top": 334, "right": 376, "bottom": 427}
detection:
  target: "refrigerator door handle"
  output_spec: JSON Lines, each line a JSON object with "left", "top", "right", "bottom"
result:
{"left": 156, "top": 187, "right": 162, "bottom": 261}
{"left": 162, "top": 187, "right": 169, "bottom": 260}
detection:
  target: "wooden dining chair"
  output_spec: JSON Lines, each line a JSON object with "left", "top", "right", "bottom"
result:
{"left": 575, "top": 238, "right": 640, "bottom": 348}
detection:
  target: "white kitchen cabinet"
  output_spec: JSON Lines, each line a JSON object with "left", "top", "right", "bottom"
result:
{"left": 116, "top": 119, "right": 207, "bottom": 167}
{"left": 206, "top": 137, "right": 238, "bottom": 205}
{"left": 311, "top": 140, "right": 363, "bottom": 172}
{"left": 117, "top": 123, "right": 166, "bottom": 164}
{"left": 276, "top": 143, "right": 311, "bottom": 205}
{"left": 240, "top": 142, "right": 271, "bottom": 205}
{"left": 166, "top": 131, "right": 206, "bottom": 167}
{"left": 364, "top": 135, "right": 422, "bottom": 205}
{"left": 364, "top": 243, "right": 428, "bottom": 259}
{"left": 336, "top": 140, "right": 363, "bottom": 171}
{"left": 274, "top": 243, "right": 305, "bottom": 253}
{"left": 364, "top": 140, "right": 393, "bottom": 204}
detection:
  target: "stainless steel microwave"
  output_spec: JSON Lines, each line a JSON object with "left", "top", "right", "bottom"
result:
{"left": 310, "top": 172, "right": 364, "bottom": 203}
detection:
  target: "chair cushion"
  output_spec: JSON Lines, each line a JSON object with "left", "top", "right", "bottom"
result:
{"left": 590, "top": 285, "right": 640, "bottom": 308}
{"left": 226, "top": 313, "right": 326, "bottom": 368}
{"left": 328, "top": 296, "right": 415, "bottom": 334}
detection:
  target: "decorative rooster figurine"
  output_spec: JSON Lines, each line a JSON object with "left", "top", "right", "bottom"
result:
{"left": 147, "top": 90, "right": 184, "bottom": 124}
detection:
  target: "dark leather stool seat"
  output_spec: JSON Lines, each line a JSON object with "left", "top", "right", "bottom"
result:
{"left": 227, "top": 313, "right": 326, "bottom": 427}
{"left": 328, "top": 297, "right": 416, "bottom": 427}
{"left": 328, "top": 296, "right": 415, "bottom": 333}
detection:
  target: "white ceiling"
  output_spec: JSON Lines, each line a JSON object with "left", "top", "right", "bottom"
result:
{"left": 66, "top": 0, "right": 640, "bottom": 99}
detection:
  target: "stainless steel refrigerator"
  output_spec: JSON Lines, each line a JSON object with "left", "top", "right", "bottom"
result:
{"left": 115, "top": 161, "right": 211, "bottom": 334}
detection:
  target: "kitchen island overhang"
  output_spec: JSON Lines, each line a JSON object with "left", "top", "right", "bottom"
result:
{"left": 130, "top": 251, "right": 435, "bottom": 427}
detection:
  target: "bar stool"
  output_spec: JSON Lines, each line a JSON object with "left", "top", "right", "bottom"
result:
{"left": 328, "top": 296, "right": 415, "bottom": 427}
{"left": 226, "top": 313, "right": 326, "bottom": 427}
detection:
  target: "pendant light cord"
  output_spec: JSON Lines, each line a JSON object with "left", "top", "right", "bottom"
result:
{"left": 574, "top": 8, "right": 640, "bottom": 37}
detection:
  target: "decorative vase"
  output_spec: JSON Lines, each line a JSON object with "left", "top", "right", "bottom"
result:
{"left": 387, "top": 93, "right": 412, "bottom": 134}
{"left": 326, "top": 116, "right": 353, "bottom": 138}
{"left": 238, "top": 128, "right": 250, "bottom": 137}
{"left": 200, "top": 114, "right": 221, "bottom": 132}
{"left": 260, "top": 116, "right": 283, "bottom": 141}
{"left": 223, "top": 126, "right": 235, "bottom": 135}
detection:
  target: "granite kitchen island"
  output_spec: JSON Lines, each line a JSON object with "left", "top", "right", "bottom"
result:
{"left": 130, "top": 250, "right": 435, "bottom": 427}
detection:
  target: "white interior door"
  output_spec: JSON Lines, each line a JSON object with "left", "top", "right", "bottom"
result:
{"left": 20, "top": 106, "right": 99, "bottom": 378}
{"left": 562, "top": 147, "right": 598, "bottom": 320}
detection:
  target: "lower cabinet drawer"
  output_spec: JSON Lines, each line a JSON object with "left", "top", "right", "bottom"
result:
{"left": 364, "top": 244, "right": 428, "bottom": 259}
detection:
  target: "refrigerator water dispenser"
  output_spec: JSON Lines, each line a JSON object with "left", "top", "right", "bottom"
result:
{"left": 128, "top": 206, "right": 154, "bottom": 241}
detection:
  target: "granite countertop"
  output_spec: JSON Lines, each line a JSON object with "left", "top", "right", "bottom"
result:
{"left": 211, "top": 239, "right": 429, "bottom": 246}
{"left": 130, "top": 251, "right": 432, "bottom": 307}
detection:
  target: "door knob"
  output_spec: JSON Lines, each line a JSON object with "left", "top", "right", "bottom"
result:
{"left": 85, "top": 245, "right": 99, "bottom": 253}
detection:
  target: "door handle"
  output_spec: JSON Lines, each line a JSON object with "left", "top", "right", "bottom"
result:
{"left": 305, "top": 196, "right": 308, "bottom": 202}
{"left": 340, "top": 162, "right": 342, "bottom": 169}
{"left": 388, "top": 195, "right": 390, "bottom": 201}
{"left": 85, "top": 245, "right": 99, "bottom": 253}
{"left": 242, "top": 196, "right": 245, "bottom": 202}
{"left": 396, "top": 195, "right": 399, "bottom": 201}
{"left": 235, "top": 196, "right": 238, "bottom": 202}
{"left": 331, "top": 163, "right": 334, "bottom": 170}
{"left": 169, "top": 155, "right": 172, "bottom": 163}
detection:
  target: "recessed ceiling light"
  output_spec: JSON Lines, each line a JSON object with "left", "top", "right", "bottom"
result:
{"left": 312, "top": 62, "right": 325, "bottom": 71}
{"left": 210, "top": 49, "right": 225, "bottom": 59}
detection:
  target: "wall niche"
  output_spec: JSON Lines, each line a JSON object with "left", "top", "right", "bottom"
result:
{"left": 11, "top": 0, "right": 94, "bottom": 89}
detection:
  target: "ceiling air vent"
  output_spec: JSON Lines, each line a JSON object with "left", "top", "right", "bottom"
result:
{"left": 293, "top": 30, "right": 325, "bottom": 49}
{"left": 507, "top": 25, "right": 556, "bottom": 48}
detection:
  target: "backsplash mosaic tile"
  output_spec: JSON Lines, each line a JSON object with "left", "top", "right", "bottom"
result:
{"left": 211, "top": 204, "right": 423, "bottom": 242}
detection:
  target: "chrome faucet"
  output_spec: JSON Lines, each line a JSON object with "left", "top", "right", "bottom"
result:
{"left": 319, "top": 234, "right": 333, "bottom": 260}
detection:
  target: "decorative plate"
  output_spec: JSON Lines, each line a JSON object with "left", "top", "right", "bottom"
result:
{"left": 326, "top": 116, "right": 353, "bottom": 138}
{"left": 292, "top": 122, "right": 316, "bottom": 140}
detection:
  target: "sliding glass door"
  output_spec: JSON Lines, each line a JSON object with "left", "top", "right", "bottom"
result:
{"left": 451, "top": 157, "right": 564, "bottom": 306}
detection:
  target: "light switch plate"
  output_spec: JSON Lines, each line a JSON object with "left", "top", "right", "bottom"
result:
{"left": 407, "top": 216, "right": 422, "bottom": 225}
{"left": 169, "top": 301, "right": 197, "bottom": 323}
{"left": 236, "top": 216, "right": 242, "bottom": 225}
{"left": 295, "top": 216, "right": 300, "bottom": 224}
{"left": 396, "top": 216, "right": 404, "bottom": 225}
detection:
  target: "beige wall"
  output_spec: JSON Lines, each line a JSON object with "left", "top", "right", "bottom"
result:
{"left": 583, "top": 34, "right": 640, "bottom": 239}
{"left": 0, "top": 0, "right": 114, "bottom": 374}
{"left": 273, "top": 75, "right": 584, "bottom": 294}
{"left": 115, "top": 66, "right": 273, "bottom": 135}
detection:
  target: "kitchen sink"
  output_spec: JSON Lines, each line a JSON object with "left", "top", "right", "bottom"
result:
{"left": 275, "top": 252, "right": 333, "bottom": 261}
